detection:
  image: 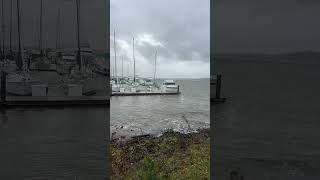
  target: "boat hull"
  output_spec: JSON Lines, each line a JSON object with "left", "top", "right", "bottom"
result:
{"left": 6, "top": 82, "right": 35, "bottom": 96}
{"left": 161, "top": 86, "right": 179, "bottom": 93}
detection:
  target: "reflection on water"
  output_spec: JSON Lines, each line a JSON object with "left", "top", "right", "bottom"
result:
{"left": 0, "top": 109, "right": 8, "bottom": 126}
{"left": 213, "top": 61, "right": 320, "bottom": 179}
{"left": 0, "top": 107, "right": 108, "bottom": 179}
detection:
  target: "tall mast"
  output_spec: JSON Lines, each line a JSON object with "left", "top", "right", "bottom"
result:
{"left": 114, "top": 29, "right": 117, "bottom": 83}
{"left": 133, "top": 37, "right": 135, "bottom": 82}
{"left": 9, "top": 0, "right": 13, "bottom": 54}
{"left": 1, "top": 0, "right": 5, "bottom": 56}
{"left": 154, "top": 50, "right": 157, "bottom": 83}
{"left": 121, "top": 55, "right": 123, "bottom": 79}
{"left": 17, "top": 0, "right": 22, "bottom": 71}
{"left": 76, "top": 0, "right": 81, "bottom": 70}
{"left": 56, "top": 8, "right": 61, "bottom": 50}
{"left": 39, "top": 0, "right": 43, "bottom": 57}
{"left": 127, "top": 62, "right": 129, "bottom": 77}
{"left": 0, "top": 0, "right": 2, "bottom": 57}
{"left": 111, "top": 55, "right": 114, "bottom": 79}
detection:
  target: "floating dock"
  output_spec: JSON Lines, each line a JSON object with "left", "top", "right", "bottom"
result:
{"left": 0, "top": 96, "right": 109, "bottom": 107}
{"left": 112, "top": 91, "right": 180, "bottom": 96}
{"left": 0, "top": 71, "right": 109, "bottom": 107}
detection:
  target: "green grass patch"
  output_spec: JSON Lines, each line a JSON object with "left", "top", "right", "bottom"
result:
{"left": 111, "top": 129, "right": 210, "bottom": 180}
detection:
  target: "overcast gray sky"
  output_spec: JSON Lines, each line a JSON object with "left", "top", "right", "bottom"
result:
{"left": 110, "top": 0, "right": 210, "bottom": 79}
{"left": 214, "top": 0, "right": 320, "bottom": 54}
{"left": 1, "top": 0, "right": 107, "bottom": 51}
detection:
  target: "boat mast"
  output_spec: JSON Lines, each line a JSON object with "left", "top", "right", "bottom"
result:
{"left": 39, "top": 0, "right": 43, "bottom": 57}
{"left": 111, "top": 54, "right": 114, "bottom": 79}
{"left": 127, "top": 62, "right": 129, "bottom": 77}
{"left": 133, "top": 37, "right": 135, "bottom": 82}
{"left": 121, "top": 55, "right": 123, "bottom": 80}
{"left": 56, "top": 8, "right": 61, "bottom": 51}
{"left": 76, "top": 0, "right": 81, "bottom": 70}
{"left": 9, "top": 0, "right": 13, "bottom": 54}
{"left": 114, "top": 29, "right": 118, "bottom": 83}
{"left": 17, "top": 0, "right": 22, "bottom": 71}
{"left": 1, "top": 0, "right": 5, "bottom": 56}
{"left": 0, "top": 1, "right": 2, "bottom": 59}
{"left": 154, "top": 50, "right": 157, "bottom": 83}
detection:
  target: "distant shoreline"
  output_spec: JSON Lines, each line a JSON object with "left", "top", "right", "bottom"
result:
{"left": 214, "top": 51, "right": 320, "bottom": 65}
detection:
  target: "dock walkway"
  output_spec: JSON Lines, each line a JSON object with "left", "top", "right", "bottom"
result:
{"left": 112, "top": 91, "right": 180, "bottom": 96}
{"left": 0, "top": 96, "right": 109, "bottom": 107}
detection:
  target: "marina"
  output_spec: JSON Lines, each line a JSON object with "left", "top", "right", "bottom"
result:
{"left": 0, "top": 0, "right": 109, "bottom": 107}
{"left": 111, "top": 78, "right": 209, "bottom": 139}
{"left": 0, "top": 1, "right": 109, "bottom": 178}
{"left": 110, "top": 29, "right": 182, "bottom": 97}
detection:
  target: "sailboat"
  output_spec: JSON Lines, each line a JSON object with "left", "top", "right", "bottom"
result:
{"left": 63, "top": 0, "right": 109, "bottom": 96}
{"left": 111, "top": 29, "right": 120, "bottom": 92}
{"left": 7, "top": 0, "right": 14, "bottom": 60}
{"left": 30, "top": 0, "right": 54, "bottom": 71}
{"left": 1, "top": 0, "right": 5, "bottom": 60}
{"left": 6, "top": 0, "right": 40, "bottom": 96}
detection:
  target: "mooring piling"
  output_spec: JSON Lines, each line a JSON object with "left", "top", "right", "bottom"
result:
{"left": 211, "top": 74, "right": 226, "bottom": 103}
{"left": 216, "top": 74, "right": 221, "bottom": 99}
{"left": 1, "top": 71, "right": 7, "bottom": 103}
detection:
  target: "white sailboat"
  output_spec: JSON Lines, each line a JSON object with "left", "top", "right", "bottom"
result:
{"left": 6, "top": 0, "right": 40, "bottom": 96}
{"left": 6, "top": 72, "right": 40, "bottom": 96}
{"left": 111, "top": 80, "right": 120, "bottom": 92}
{"left": 144, "top": 77, "right": 153, "bottom": 86}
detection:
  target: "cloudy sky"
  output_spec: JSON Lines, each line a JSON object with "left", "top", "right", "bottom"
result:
{"left": 214, "top": 0, "right": 320, "bottom": 54}
{"left": 1, "top": 0, "right": 107, "bottom": 51}
{"left": 110, "top": 0, "right": 210, "bottom": 79}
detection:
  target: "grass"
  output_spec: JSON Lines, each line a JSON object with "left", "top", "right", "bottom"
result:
{"left": 111, "top": 129, "right": 210, "bottom": 180}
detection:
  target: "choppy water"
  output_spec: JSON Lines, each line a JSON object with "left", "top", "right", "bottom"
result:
{"left": 213, "top": 60, "right": 320, "bottom": 180}
{"left": 110, "top": 79, "right": 210, "bottom": 138}
{"left": 0, "top": 107, "right": 108, "bottom": 179}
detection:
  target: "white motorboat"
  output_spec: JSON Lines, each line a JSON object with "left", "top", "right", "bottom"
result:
{"left": 161, "top": 80, "right": 179, "bottom": 93}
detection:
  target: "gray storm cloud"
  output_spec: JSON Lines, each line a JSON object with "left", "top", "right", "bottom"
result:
{"left": 110, "top": 0, "right": 210, "bottom": 78}
{"left": 214, "top": 0, "right": 320, "bottom": 53}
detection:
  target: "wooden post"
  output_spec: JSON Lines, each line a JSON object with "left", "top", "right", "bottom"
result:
{"left": 211, "top": 74, "right": 226, "bottom": 103}
{"left": 177, "top": 85, "right": 180, "bottom": 93}
{"left": 230, "top": 170, "right": 239, "bottom": 180}
{"left": 1, "top": 71, "right": 7, "bottom": 102}
{"left": 216, "top": 74, "right": 221, "bottom": 99}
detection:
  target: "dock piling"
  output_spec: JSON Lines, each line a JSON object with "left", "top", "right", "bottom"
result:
{"left": 1, "top": 71, "right": 7, "bottom": 102}
{"left": 216, "top": 74, "right": 221, "bottom": 99}
{"left": 230, "top": 171, "right": 239, "bottom": 180}
{"left": 211, "top": 74, "right": 226, "bottom": 103}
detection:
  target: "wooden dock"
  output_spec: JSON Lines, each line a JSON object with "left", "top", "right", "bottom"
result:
{"left": 112, "top": 91, "right": 180, "bottom": 96}
{"left": 0, "top": 71, "right": 109, "bottom": 107}
{"left": 0, "top": 96, "right": 109, "bottom": 107}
